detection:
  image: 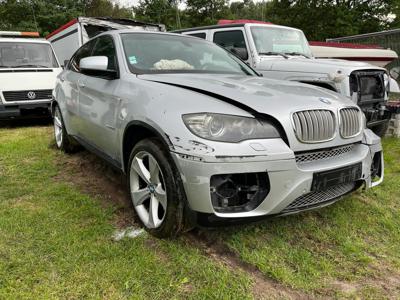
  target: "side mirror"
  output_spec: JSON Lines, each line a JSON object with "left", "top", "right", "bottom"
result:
{"left": 390, "top": 67, "right": 400, "bottom": 80}
{"left": 230, "top": 47, "right": 249, "bottom": 61}
{"left": 80, "top": 56, "right": 117, "bottom": 79}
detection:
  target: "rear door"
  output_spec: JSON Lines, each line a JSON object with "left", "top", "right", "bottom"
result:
{"left": 78, "top": 34, "right": 120, "bottom": 160}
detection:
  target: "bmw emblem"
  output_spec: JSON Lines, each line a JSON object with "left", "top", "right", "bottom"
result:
{"left": 319, "top": 97, "right": 331, "bottom": 104}
{"left": 27, "top": 91, "right": 36, "bottom": 100}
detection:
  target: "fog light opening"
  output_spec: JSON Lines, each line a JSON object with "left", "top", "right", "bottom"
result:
{"left": 371, "top": 151, "right": 383, "bottom": 182}
{"left": 210, "top": 172, "right": 270, "bottom": 213}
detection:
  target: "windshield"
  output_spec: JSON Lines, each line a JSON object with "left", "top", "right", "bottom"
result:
{"left": 250, "top": 26, "right": 312, "bottom": 58}
{"left": 0, "top": 42, "right": 59, "bottom": 68}
{"left": 121, "top": 33, "right": 257, "bottom": 75}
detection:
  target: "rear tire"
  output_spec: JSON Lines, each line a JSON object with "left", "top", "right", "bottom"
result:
{"left": 128, "top": 138, "right": 185, "bottom": 238}
{"left": 53, "top": 105, "right": 77, "bottom": 153}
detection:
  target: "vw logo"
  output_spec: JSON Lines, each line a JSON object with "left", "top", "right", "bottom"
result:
{"left": 319, "top": 97, "right": 331, "bottom": 105}
{"left": 27, "top": 91, "right": 36, "bottom": 100}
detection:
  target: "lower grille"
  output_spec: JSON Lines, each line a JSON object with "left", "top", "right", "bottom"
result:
{"left": 282, "top": 183, "right": 355, "bottom": 213}
{"left": 295, "top": 144, "right": 355, "bottom": 164}
{"left": 2, "top": 89, "right": 52, "bottom": 102}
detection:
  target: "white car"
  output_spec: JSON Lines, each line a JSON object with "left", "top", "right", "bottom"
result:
{"left": 53, "top": 30, "right": 383, "bottom": 238}
{"left": 0, "top": 31, "right": 62, "bottom": 119}
{"left": 176, "top": 21, "right": 397, "bottom": 136}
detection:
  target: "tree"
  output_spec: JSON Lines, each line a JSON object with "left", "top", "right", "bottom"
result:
{"left": 85, "top": 0, "right": 132, "bottom": 19}
{"left": 266, "top": 0, "right": 393, "bottom": 41}
{"left": 185, "top": 0, "right": 231, "bottom": 27}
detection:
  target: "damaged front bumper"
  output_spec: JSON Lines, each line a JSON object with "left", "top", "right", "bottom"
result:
{"left": 171, "top": 129, "right": 383, "bottom": 225}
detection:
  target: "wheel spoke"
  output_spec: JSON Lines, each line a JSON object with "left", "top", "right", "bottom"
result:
{"left": 148, "top": 195, "right": 159, "bottom": 228}
{"left": 148, "top": 155, "right": 159, "bottom": 184}
{"left": 56, "top": 130, "right": 62, "bottom": 141}
{"left": 132, "top": 157, "right": 150, "bottom": 184}
{"left": 54, "top": 116, "right": 62, "bottom": 128}
{"left": 154, "top": 185, "right": 167, "bottom": 210}
{"left": 131, "top": 188, "right": 150, "bottom": 206}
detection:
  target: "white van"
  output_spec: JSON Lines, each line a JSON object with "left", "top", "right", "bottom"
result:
{"left": 0, "top": 31, "right": 62, "bottom": 119}
{"left": 176, "top": 21, "right": 398, "bottom": 136}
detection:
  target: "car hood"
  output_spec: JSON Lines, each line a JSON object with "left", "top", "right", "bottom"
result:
{"left": 258, "top": 57, "right": 386, "bottom": 74}
{"left": 138, "top": 73, "right": 354, "bottom": 116}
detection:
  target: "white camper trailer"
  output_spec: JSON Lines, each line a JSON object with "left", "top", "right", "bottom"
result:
{"left": 46, "top": 17, "right": 165, "bottom": 66}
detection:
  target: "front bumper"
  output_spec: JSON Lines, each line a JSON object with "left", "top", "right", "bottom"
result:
{"left": 172, "top": 130, "right": 383, "bottom": 221}
{"left": 0, "top": 102, "right": 51, "bottom": 119}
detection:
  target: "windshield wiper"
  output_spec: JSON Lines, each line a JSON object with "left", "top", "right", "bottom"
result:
{"left": 10, "top": 64, "right": 50, "bottom": 68}
{"left": 258, "top": 52, "right": 289, "bottom": 59}
{"left": 284, "top": 52, "right": 310, "bottom": 58}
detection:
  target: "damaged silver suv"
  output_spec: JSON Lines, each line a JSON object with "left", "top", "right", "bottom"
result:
{"left": 53, "top": 31, "right": 384, "bottom": 237}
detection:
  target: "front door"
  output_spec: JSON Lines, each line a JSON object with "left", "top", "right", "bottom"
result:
{"left": 77, "top": 35, "right": 120, "bottom": 160}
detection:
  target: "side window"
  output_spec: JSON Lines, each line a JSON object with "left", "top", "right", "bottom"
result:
{"left": 213, "top": 30, "right": 248, "bottom": 60}
{"left": 69, "top": 40, "right": 95, "bottom": 73}
{"left": 91, "top": 35, "right": 117, "bottom": 71}
{"left": 188, "top": 32, "right": 206, "bottom": 39}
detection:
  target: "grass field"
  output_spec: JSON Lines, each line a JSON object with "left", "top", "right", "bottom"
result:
{"left": 0, "top": 124, "right": 399, "bottom": 299}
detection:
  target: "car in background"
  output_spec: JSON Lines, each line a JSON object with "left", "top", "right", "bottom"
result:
{"left": 52, "top": 30, "right": 384, "bottom": 238}
{"left": 175, "top": 20, "right": 398, "bottom": 137}
{"left": 0, "top": 31, "right": 62, "bottom": 119}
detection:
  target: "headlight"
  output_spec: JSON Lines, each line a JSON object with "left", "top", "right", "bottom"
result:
{"left": 182, "top": 113, "right": 280, "bottom": 142}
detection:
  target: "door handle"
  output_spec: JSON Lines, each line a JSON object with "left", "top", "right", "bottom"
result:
{"left": 60, "top": 76, "right": 65, "bottom": 82}
{"left": 78, "top": 82, "right": 85, "bottom": 88}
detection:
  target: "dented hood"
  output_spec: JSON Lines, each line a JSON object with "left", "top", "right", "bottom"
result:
{"left": 138, "top": 73, "right": 354, "bottom": 116}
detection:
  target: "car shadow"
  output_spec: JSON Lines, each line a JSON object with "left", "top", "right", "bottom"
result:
{"left": 0, "top": 117, "right": 53, "bottom": 128}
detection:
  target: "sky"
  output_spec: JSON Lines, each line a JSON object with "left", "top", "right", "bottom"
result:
{"left": 114, "top": 0, "right": 266, "bottom": 8}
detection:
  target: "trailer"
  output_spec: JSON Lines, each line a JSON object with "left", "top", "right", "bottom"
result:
{"left": 46, "top": 17, "right": 165, "bottom": 66}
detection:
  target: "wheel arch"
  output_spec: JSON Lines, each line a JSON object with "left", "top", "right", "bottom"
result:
{"left": 50, "top": 99, "right": 59, "bottom": 116}
{"left": 122, "top": 121, "right": 173, "bottom": 173}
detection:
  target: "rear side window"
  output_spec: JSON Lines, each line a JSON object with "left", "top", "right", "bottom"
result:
{"left": 188, "top": 32, "right": 206, "bottom": 39}
{"left": 91, "top": 35, "right": 117, "bottom": 71}
{"left": 213, "top": 30, "right": 248, "bottom": 60}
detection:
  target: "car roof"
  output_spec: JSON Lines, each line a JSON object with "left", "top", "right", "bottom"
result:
{"left": 173, "top": 23, "right": 303, "bottom": 33}
{"left": 97, "top": 29, "right": 211, "bottom": 41}
{"left": 0, "top": 37, "right": 51, "bottom": 44}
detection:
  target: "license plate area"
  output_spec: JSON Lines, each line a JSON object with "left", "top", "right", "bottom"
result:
{"left": 311, "top": 163, "right": 362, "bottom": 191}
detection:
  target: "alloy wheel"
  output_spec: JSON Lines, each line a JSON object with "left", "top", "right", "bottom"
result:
{"left": 54, "top": 108, "right": 63, "bottom": 148}
{"left": 130, "top": 151, "right": 167, "bottom": 229}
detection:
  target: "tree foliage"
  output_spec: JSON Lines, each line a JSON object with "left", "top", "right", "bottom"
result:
{"left": 0, "top": 0, "right": 398, "bottom": 40}
{"left": 0, "top": 0, "right": 131, "bottom": 36}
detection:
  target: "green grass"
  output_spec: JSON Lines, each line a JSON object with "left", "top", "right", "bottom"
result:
{"left": 213, "top": 138, "right": 400, "bottom": 297}
{"left": 0, "top": 125, "right": 399, "bottom": 299}
{"left": 0, "top": 126, "right": 252, "bottom": 299}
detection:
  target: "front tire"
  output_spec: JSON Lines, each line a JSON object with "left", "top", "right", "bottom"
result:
{"left": 128, "top": 138, "right": 185, "bottom": 238}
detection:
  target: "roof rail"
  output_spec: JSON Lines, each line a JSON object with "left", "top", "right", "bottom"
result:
{"left": 217, "top": 19, "right": 272, "bottom": 25}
